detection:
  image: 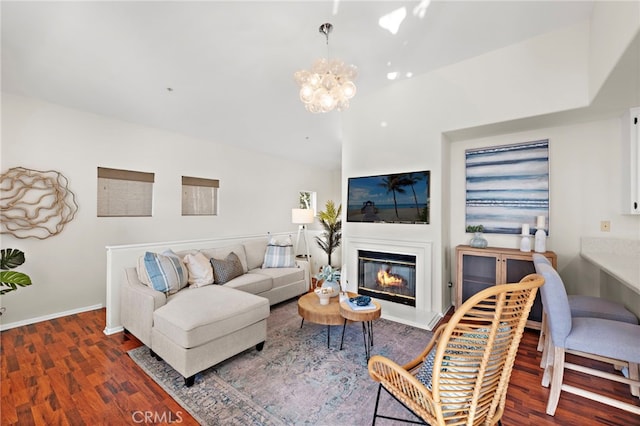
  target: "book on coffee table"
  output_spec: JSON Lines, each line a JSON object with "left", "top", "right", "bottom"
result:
{"left": 346, "top": 299, "right": 377, "bottom": 311}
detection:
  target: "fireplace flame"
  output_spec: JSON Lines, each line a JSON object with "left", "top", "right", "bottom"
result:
{"left": 377, "top": 268, "right": 404, "bottom": 287}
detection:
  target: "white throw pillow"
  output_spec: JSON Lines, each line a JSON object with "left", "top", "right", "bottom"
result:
{"left": 183, "top": 252, "right": 214, "bottom": 287}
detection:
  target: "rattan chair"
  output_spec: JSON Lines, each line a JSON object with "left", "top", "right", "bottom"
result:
{"left": 368, "top": 274, "right": 544, "bottom": 425}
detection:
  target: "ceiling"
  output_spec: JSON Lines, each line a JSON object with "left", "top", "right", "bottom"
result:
{"left": 1, "top": 1, "right": 597, "bottom": 170}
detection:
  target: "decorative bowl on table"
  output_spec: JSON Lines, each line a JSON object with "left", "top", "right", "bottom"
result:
{"left": 349, "top": 295, "right": 371, "bottom": 306}
{"left": 314, "top": 286, "right": 337, "bottom": 305}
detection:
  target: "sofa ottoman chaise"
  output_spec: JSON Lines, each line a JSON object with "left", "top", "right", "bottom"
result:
{"left": 120, "top": 236, "right": 308, "bottom": 386}
{"left": 151, "top": 285, "right": 269, "bottom": 386}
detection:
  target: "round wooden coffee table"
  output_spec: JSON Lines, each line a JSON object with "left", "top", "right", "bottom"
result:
{"left": 297, "top": 292, "right": 344, "bottom": 348}
{"left": 339, "top": 298, "right": 382, "bottom": 361}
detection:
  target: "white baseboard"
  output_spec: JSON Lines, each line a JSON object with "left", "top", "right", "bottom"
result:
{"left": 104, "top": 325, "right": 124, "bottom": 335}
{"left": 0, "top": 304, "right": 103, "bottom": 331}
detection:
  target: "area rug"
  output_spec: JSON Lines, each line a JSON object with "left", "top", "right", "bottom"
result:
{"left": 128, "top": 298, "right": 435, "bottom": 425}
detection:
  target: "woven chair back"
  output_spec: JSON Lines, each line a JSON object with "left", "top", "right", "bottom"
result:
{"left": 430, "top": 274, "right": 543, "bottom": 425}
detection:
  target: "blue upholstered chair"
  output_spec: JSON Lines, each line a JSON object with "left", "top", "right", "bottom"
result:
{"left": 532, "top": 258, "right": 640, "bottom": 416}
{"left": 533, "top": 254, "right": 637, "bottom": 369}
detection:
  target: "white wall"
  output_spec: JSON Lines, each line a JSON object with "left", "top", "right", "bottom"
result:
{"left": 342, "top": 20, "right": 592, "bottom": 316}
{"left": 342, "top": 3, "right": 640, "bottom": 318}
{"left": 588, "top": 0, "right": 640, "bottom": 99}
{"left": 0, "top": 93, "right": 339, "bottom": 327}
{"left": 449, "top": 117, "right": 640, "bottom": 302}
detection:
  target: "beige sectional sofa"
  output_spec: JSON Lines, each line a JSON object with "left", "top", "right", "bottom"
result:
{"left": 120, "top": 237, "right": 309, "bottom": 386}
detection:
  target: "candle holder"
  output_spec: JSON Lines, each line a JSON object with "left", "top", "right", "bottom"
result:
{"left": 535, "top": 228, "right": 547, "bottom": 253}
{"left": 519, "top": 223, "right": 531, "bottom": 252}
{"left": 534, "top": 215, "right": 547, "bottom": 253}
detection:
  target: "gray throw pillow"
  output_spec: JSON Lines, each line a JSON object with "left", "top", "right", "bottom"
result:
{"left": 210, "top": 252, "right": 244, "bottom": 284}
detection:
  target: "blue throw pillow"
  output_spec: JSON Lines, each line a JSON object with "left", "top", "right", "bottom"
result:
{"left": 415, "top": 324, "right": 512, "bottom": 391}
{"left": 143, "top": 250, "right": 188, "bottom": 295}
{"left": 262, "top": 241, "right": 295, "bottom": 268}
{"left": 415, "top": 345, "right": 437, "bottom": 390}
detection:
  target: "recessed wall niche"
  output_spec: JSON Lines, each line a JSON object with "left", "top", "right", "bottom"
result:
{"left": 97, "top": 167, "right": 154, "bottom": 217}
{"left": 182, "top": 176, "right": 219, "bottom": 216}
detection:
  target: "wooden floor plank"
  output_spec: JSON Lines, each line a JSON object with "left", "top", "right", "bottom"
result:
{"left": 1, "top": 307, "right": 639, "bottom": 425}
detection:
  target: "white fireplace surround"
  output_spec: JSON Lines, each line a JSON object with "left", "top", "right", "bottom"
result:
{"left": 343, "top": 237, "right": 440, "bottom": 330}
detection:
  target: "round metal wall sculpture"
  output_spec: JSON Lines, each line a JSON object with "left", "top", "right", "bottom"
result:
{"left": 0, "top": 167, "right": 78, "bottom": 239}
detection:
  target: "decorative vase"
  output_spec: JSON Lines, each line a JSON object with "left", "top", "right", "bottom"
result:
{"left": 469, "top": 232, "right": 488, "bottom": 248}
{"left": 314, "top": 287, "right": 334, "bottom": 305}
{"left": 321, "top": 280, "right": 341, "bottom": 297}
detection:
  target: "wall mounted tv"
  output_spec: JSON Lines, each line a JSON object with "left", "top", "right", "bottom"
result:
{"left": 347, "top": 171, "right": 430, "bottom": 224}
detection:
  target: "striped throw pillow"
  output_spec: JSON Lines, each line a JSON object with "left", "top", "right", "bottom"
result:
{"left": 262, "top": 243, "right": 295, "bottom": 268}
{"left": 142, "top": 250, "right": 189, "bottom": 295}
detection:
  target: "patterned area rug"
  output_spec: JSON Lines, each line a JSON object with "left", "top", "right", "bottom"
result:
{"left": 128, "top": 298, "right": 434, "bottom": 425}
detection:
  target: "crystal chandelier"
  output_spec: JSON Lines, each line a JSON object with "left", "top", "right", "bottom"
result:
{"left": 294, "top": 23, "right": 357, "bottom": 113}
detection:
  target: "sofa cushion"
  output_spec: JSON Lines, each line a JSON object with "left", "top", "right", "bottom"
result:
{"left": 262, "top": 236, "right": 295, "bottom": 268}
{"left": 201, "top": 244, "right": 248, "bottom": 273}
{"left": 243, "top": 238, "right": 269, "bottom": 270}
{"left": 415, "top": 324, "right": 511, "bottom": 405}
{"left": 223, "top": 272, "right": 273, "bottom": 294}
{"left": 153, "top": 286, "right": 270, "bottom": 348}
{"left": 140, "top": 250, "right": 189, "bottom": 295}
{"left": 210, "top": 252, "right": 244, "bottom": 284}
{"left": 183, "top": 252, "right": 214, "bottom": 287}
{"left": 249, "top": 267, "right": 303, "bottom": 289}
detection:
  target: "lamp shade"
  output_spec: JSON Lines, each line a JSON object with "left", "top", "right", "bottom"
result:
{"left": 292, "top": 208, "right": 314, "bottom": 224}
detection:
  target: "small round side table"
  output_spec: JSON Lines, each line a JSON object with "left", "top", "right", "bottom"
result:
{"left": 339, "top": 297, "right": 382, "bottom": 361}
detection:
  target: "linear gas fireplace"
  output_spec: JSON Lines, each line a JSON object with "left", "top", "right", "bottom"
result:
{"left": 358, "top": 250, "right": 417, "bottom": 306}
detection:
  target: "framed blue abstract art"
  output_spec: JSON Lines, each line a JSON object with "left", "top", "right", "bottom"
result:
{"left": 465, "top": 139, "right": 549, "bottom": 235}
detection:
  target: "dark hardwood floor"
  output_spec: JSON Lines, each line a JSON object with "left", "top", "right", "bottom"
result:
{"left": 1, "top": 307, "right": 638, "bottom": 425}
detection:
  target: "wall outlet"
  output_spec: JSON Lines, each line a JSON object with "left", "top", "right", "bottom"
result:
{"left": 600, "top": 221, "right": 611, "bottom": 232}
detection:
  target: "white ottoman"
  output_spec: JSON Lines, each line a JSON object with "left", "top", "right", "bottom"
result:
{"left": 151, "top": 285, "right": 270, "bottom": 386}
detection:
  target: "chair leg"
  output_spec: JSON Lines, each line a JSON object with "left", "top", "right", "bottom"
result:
{"left": 370, "top": 384, "right": 426, "bottom": 425}
{"left": 372, "top": 383, "right": 383, "bottom": 426}
{"left": 537, "top": 311, "right": 546, "bottom": 352}
{"left": 629, "top": 362, "right": 639, "bottom": 397}
{"left": 541, "top": 335, "right": 554, "bottom": 387}
{"left": 539, "top": 321, "right": 549, "bottom": 369}
{"left": 546, "top": 346, "right": 565, "bottom": 416}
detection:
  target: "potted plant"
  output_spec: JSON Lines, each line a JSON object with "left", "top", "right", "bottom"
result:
{"left": 315, "top": 265, "right": 341, "bottom": 297}
{"left": 315, "top": 200, "right": 342, "bottom": 266}
{"left": 466, "top": 225, "right": 488, "bottom": 248}
{"left": 0, "top": 248, "right": 33, "bottom": 315}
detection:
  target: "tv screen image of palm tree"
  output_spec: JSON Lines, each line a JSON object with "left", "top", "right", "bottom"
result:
{"left": 347, "top": 171, "right": 430, "bottom": 224}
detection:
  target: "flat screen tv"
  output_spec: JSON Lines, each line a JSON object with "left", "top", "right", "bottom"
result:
{"left": 347, "top": 171, "right": 430, "bottom": 223}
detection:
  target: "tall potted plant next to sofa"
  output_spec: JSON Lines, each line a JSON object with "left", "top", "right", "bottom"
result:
{"left": 315, "top": 200, "right": 342, "bottom": 267}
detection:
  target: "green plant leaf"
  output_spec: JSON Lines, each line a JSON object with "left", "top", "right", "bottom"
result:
{"left": 315, "top": 200, "right": 342, "bottom": 265}
{"left": 0, "top": 270, "right": 32, "bottom": 294}
{"left": 1, "top": 248, "right": 26, "bottom": 270}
